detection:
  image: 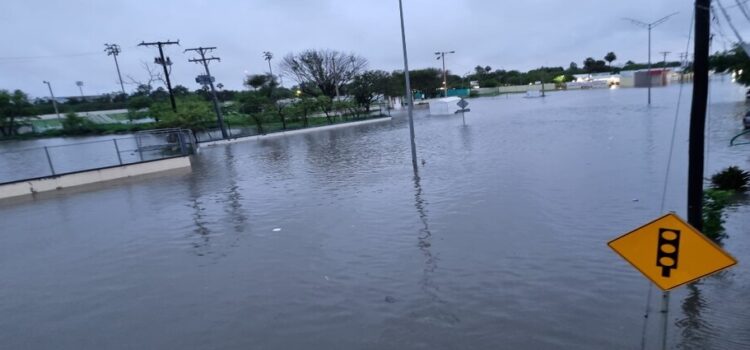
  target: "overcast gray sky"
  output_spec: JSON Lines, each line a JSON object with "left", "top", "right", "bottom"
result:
{"left": 0, "top": 0, "right": 745, "bottom": 98}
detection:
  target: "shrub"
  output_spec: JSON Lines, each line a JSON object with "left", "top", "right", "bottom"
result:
{"left": 61, "top": 112, "right": 95, "bottom": 134}
{"left": 703, "top": 188, "right": 732, "bottom": 240}
{"left": 710, "top": 166, "right": 750, "bottom": 192}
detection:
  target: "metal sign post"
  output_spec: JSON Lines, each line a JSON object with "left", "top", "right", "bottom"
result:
{"left": 456, "top": 98, "right": 470, "bottom": 125}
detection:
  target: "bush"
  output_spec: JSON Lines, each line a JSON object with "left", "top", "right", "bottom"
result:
{"left": 152, "top": 97, "right": 214, "bottom": 133}
{"left": 703, "top": 188, "right": 732, "bottom": 240}
{"left": 61, "top": 112, "right": 95, "bottom": 134}
{"left": 710, "top": 166, "right": 750, "bottom": 192}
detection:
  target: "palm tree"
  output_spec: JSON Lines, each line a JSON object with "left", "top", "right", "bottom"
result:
{"left": 605, "top": 52, "right": 617, "bottom": 67}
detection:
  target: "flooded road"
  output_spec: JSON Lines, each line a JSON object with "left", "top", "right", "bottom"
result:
{"left": 2, "top": 80, "right": 749, "bottom": 349}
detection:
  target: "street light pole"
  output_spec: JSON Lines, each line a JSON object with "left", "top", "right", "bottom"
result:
{"left": 435, "top": 51, "right": 455, "bottom": 97}
{"left": 399, "top": 0, "right": 418, "bottom": 170}
{"left": 263, "top": 51, "right": 274, "bottom": 77}
{"left": 42, "top": 81, "right": 61, "bottom": 121}
{"left": 624, "top": 12, "right": 678, "bottom": 105}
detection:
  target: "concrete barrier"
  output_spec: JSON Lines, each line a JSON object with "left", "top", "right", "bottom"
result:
{"left": 0, "top": 156, "right": 191, "bottom": 200}
{"left": 200, "top": 116, "right": 392, "bottom": 148}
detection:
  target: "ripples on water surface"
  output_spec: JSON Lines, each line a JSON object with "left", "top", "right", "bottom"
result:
{"left": 1, "top": 80, "right": 749, "bottom": 349}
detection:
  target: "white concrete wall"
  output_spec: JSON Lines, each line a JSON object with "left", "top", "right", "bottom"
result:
{"left": 200, "top": 116, "right": 392, "bottom": 148}
{"left": 0, "top": 156, "right": 191, "bottom": 200}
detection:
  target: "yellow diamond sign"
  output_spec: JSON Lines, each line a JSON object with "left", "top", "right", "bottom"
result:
{"left": 608, "top": 213, "right": 737, "bottom": 291}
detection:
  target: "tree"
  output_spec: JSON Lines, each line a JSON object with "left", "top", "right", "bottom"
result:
{"left": 245, "top": 74, "right": 270, "bottom": 91}
{"left": 127, "top": 96, "right": 152, "bottom": 122}
{"left": 280, "top": 49, "right": 368, "bottom": 98}
{"left": 605, "top": 52, "right": 617, "bottom": 67}
{"left": 172, "top": 85, "right": 191, "bottom": 97}
{"left": 288, "top": 97, "right": 318, "bottom": 127}
{"left": 0, "top": 90, "right": 35, "bottom": 136}
{"left": 349, "top": 70, "right": 389, "bottom": 113}
{"left": 315, "top": 95, "right": 334, "bottom": 124}
{"left": 151, "top": 96, "right": 213, "bottom": 138}
{"left": 238, "top": 92, "right": 270, "bottom": 134}
{"left": 583, "top": 57, "right": 609, "bottom": 73}
{"left": 61, "top": 112, "right": 95, "bottom": 134}
{"left": 710, "top": 45, "right": 750, "bottom": 85}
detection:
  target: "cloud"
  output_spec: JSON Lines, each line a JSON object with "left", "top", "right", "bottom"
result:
{"left": 0, "top": 0, "right": 743, "bottom": 97}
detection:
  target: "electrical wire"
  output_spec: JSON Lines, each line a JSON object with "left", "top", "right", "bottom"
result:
{"left": 0, "top": 52, "right": 101, "bottom": 61}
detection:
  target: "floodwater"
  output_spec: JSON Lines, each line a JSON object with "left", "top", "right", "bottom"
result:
{"left": 2, "top": 80, "right": 749, "bottom": 349}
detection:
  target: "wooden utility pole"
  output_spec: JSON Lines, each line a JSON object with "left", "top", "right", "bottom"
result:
{"left": 138, "top": 40, "right": 180, "bottom": 112}
{"left": 185, "top": 46, "right": 228, "bottom": 139}
{"left": 687, "top": 0, "right": 711, "bottom": 231}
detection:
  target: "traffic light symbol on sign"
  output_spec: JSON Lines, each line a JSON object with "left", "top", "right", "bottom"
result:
{"left": 656, "top": 228, "right": 681, "bottom": 277}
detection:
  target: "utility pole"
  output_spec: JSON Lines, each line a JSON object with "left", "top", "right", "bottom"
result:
{"left": 138, "top": 40, "right": 180, "bottom": 112}
{"left": 624, "top": 13, "right": 678, "bottom": 105}
{"left": 42, "top": 81, "right": 61, "bottom": 121}
{"left": 263, "top": 51, "right": 274, "bottom": 76}
{"left": 399, "top": 0, "right": 418, "bottom": 171}
{"left": 185, "top": 46, "right": 228, "bottom": 139}
{"left": 104, "top": 43, "right": 126, "bottom": 95}
{"left": 435, "top": 51, "right": 455, "bottom": 97}
{"left": 688, "top": 0, "right": 710, "bottom": 233}
{"left": 660, "top": 51, "right": 671, "bottom": 85}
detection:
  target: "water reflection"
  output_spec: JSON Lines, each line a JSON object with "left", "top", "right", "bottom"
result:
{"left": 222, "top": 146, "right": 247, "bottom": 236}
{"left": 187, "top": 169, "right": 211, "bottom": 256}
{"left": 676, "top": 283, "right": 711, "bottom": 349}
{"left": 412, "top": 169, "right": 459, "bottom": 325}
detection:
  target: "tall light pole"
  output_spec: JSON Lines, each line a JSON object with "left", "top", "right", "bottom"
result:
{"left": 75, "top": 81, "right": 85, "bottom": 100}
{"left": 399, "top": 0, "right": 418, "bottom": 170}
{"left": 624, "top": 13, "right": 678, "bottom": 105}
{"left": 435, "top": 50, "right": 455, "bottom": 97}
{"left": 42, "top": 81, "right": 61, "bottom": 121}
{"left": 263, "top": 51, "right": 274, "bottom": 76}
{"left": 104, "top": 43, "right": 126, "bottom": 95}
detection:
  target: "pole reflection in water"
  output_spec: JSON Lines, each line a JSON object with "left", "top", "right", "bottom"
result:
{"left": 676, "top": 283, "right": 710, "bottom": 349}
{"left": 412, "top": 168, "right": 460, "bottom": 324}
{"left": 187, "top": 163, "right": 211, "bottom": 256}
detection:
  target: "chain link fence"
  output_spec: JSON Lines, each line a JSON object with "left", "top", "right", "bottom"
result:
{"left": 0, "top": 129, "right": 194, "bottom": 184}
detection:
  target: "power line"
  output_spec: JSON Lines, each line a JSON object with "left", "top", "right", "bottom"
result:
{"left": 138, "top": 40, "right": 180, "bottom": 112}
{"left": 0, "top": 52, "right": 100, "bottom": 61}
{"left": 185, "top": 46, "right": 227, "bottom": 139}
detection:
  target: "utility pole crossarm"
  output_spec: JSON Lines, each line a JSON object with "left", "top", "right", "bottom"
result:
{"left": 138, "top": 40, "right": 180, "bottom": 47}
{"left": 188, "top": 57, "right": 220, "bottom": 63}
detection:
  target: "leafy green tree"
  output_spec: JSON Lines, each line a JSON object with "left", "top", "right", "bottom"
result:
{"left": 127, "top": 96, "right": 152, "bottom": 122}
{"left": 152, "top": 97, "right": 214, "bottom": 137}
{"left": 604, "top": 52, "right": 617, "bottom": 67}
{"left": 238, "top": 92, "right": 270, "bottom": 134}
{"left": 172, "top": 85, "right": 191, "bottom": 97}
{"left": 710, "top": 45, "right": 750, "bottom": 85}
{"left": 0, "top": 90, "right": 35, "bottom": 136}
{"left": 315, "top": 96, "right": 334, "bottom": 124}
{"left": 349, "top": 70, "right": 389, "bottom": 113}
{"left": 61, "top": 112, "right": 95, "bottom": 134}
{"left": 289, "top": 97, "right": 318, "bottom": 127}
{"left": 245, "top": 74, "right": 270, "bottom": 91}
